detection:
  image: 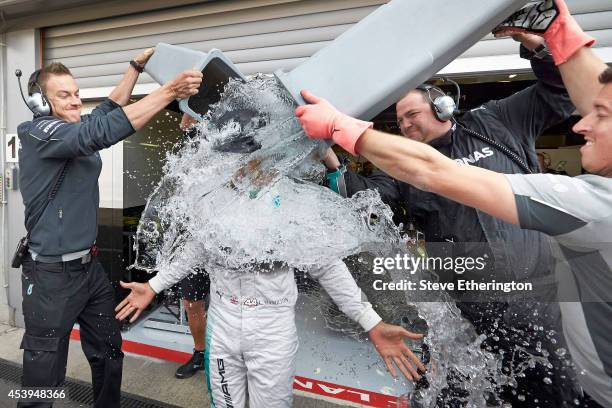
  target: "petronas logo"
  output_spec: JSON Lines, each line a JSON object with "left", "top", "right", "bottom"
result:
{"left": 26, "top": 284, "right": 33, "bottom": 296}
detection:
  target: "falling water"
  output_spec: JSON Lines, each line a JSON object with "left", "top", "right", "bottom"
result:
{"left": 132, "top": 75, "right": 568, "bottom": 407}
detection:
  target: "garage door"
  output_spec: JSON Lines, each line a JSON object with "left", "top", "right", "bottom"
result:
{"left": 42, "top": 0, "right": 612, "bottom": 96}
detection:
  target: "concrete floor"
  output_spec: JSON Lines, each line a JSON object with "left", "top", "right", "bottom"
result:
{"left": 0, "top": 302, "right": 344, "bottom": 407}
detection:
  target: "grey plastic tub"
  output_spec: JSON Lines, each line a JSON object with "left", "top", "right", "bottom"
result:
{"left": 144, "top": 42, "right": 245, "bottom": 119}
{"left": 275, "top": 0, "right": 530, "bottom": 120}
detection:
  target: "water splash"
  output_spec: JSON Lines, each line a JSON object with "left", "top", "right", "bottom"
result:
{"left": 133, "top": 74, "right": 402, "bottom": 278}
{"left": 131, "top": 75, "right": 569, "bottom": 407}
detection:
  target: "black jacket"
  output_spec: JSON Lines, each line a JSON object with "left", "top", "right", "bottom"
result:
{"left": 338, "top": 49, "right": 575, "bottom": 285}
{"left": 18, "top": 99, "right": 134, "bottom": 256}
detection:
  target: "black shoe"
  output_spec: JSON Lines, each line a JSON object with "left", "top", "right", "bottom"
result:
{"left": 175, "top": 349, "right": 205, "bottom": 379}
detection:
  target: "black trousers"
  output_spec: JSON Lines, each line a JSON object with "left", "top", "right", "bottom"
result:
{"left": 18, "top": 257, "right": 123, "bottom": 408}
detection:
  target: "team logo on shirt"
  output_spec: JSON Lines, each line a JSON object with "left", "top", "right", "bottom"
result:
{"left": 34, "top": 119, "right": 66, "bottom": 136}
{"left": 455, "top": 147, "right": 494, "bottom": 165}
{"left": 242, "top": 297, "right": 290, "bottom": 307}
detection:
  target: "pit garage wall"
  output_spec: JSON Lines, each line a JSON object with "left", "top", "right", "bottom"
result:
{"left": 42, "top": 0, "right": 612, "bottom": 100}
{"left": 4, "top": 29, "right": 40, "bottom": 327}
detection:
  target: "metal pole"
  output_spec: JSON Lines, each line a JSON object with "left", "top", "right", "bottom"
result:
{"left": 0, "top": 32, "right": 9, "bottom": 302}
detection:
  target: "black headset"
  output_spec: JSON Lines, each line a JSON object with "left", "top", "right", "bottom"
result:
{"left": 15, "top": 69, "right": 52, "bottom": 117}
{"left": 416, "top": 78, "right": 460, "bottom": 122}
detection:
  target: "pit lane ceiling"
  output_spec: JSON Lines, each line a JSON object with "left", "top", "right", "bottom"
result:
{"left": 24, "top": 0, "right": 612, "bottom": 98}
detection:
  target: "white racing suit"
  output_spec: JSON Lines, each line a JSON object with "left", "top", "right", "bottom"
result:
{"left": 150, "top": 260, "right": 381, "bottom": 408}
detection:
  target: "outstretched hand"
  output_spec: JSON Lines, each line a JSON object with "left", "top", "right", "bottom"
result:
{"left": 295, "top": 89, "right": 373, "bottom": 155}
{"left": 295, "top": 90, "right": 342, "bottom": 140}
{"left": 115, "top": 281, "right": 157, "bottom": 323}
{"left": 368, "top": 321, "right": 426, "bottom": 382}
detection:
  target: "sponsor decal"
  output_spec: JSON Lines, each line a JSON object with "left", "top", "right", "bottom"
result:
{"left": 294, "top": 376, "right": 400, "bottom": 407}
{"left": 44, "top": 120, "right": 64, "bottom": 135}
{"left": 36, "top": 119, "right": 65, "bottom": 135}
{"left": 242, "top": 297, "right": 290, "bottom": 307}
{"left": 217, "top": 359, "right": 234, "bottom": 408}
{"left": 470, "top": 105, "right": 487, "bottom": 113}
{"left": 455, "top": 147, "right": 494, "bottom": 165}
{"left": 243, "top": 297, "right": 258, "bottom": 307}
{"left": 263, "top": 297, "right": 289, "bottom": 306}
{"left": 35, "top": 120, "right": 52, "bottom": 130}
{"left": 220, "top": 293, "right": 291, "bottom": 307}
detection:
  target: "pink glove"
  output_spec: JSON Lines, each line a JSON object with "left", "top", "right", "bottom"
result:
{"left": 295, "top": 90, "right": 373, "bottom": 156}
{"left": 493, "top": 0, "right": 595, "bottom": 65}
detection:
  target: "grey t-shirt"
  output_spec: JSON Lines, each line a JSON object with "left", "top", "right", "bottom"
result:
{"left": 505, "top": 173, "right": 612, "bottom": 407}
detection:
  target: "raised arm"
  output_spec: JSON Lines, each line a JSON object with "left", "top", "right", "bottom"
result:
{"left": 484, "top": 33, "right": 574, "bottom": 144}
{"left": 557, "top": 47, "right": 607, "bottom": 116}
{"left": 296, "top": 91, "right": 519, "bottom": 227}
{"left": 29, "top": 70, "right": 202, "bottom": 159}
{"left": 493, "top": 0, "right": 607, "bottom": 116}
{"left": 354, "top": 129, "right": 518, "bottom": 225}
{"left": 123, "top": 70, "right": 202, "bottom": 130}
{"left": 86, "top": 48, "right": 154, "bottom": 118}
{"left": 108, "top": 48, "right": 154, "bottom": 107}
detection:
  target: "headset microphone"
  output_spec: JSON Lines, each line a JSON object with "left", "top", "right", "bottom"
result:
{"left": 15, "top": 68, "right": 51, "bottom": 117}
{"left": 15, "top": 70, "right": 33, "bottom": 114}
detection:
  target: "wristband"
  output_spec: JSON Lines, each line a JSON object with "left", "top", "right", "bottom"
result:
{"left": 532, "top": 44, "right": 550, "bottom": 59}
{"left": 520, "top": 43, "right": 550, "bottom": 61}
{"left": 326, "top": 165, "right": 347, "bottom": 197}
{"left": 130, "top": 60, "right": 144, "bottom": 73}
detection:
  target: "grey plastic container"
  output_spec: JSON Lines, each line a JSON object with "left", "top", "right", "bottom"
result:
{"left": 274, "top": 0, "right": 529, "bottom": 120}
{"left": 144, "top": 42, "right": 245, "bottom": 119}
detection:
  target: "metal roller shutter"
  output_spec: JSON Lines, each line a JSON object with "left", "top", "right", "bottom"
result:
{"left": 42, "top": 0, "right": 612, "bottom": 97}
{"left": 43, "top": 0, "right": 386, "bottom": 93}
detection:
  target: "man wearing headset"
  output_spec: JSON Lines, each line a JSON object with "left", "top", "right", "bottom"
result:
{"left": 16, "top": 49, "right": 202, "bottom": 407}
{"left": 320, "top": 33, "right": 578, "bottom": 406}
